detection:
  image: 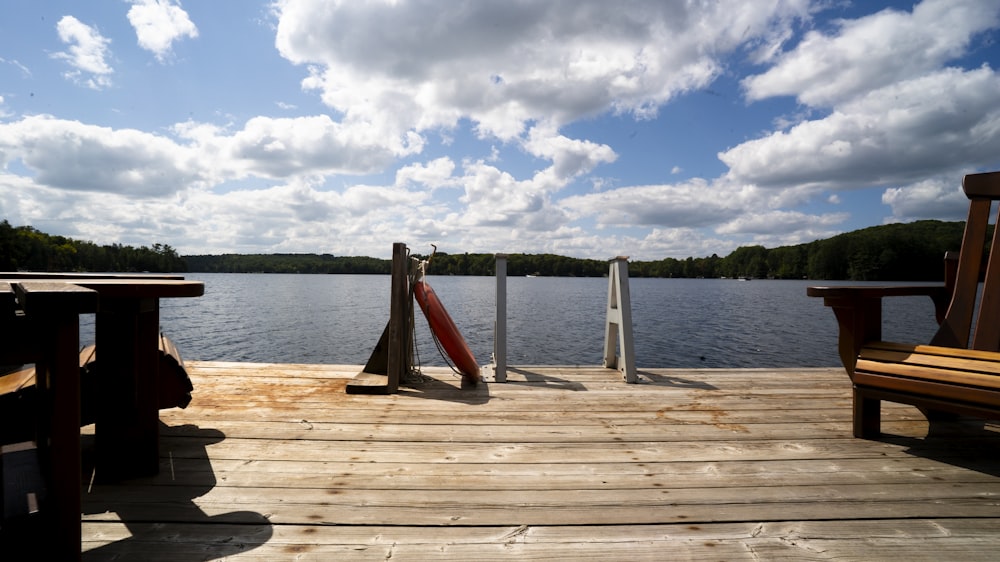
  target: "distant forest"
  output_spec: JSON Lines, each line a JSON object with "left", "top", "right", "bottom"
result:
{"left": 187, "top": 220, "right": 970, "bottom": 280}
{"left": 0, "top": 220, "right": 187, "bottom": 273}
{"left": 1, "top": 218, "right": 974, "bottom": 281}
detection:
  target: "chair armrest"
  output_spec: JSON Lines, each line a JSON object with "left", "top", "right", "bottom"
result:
{"left": 806, "top": 284, "right": 948, "bottom": 299}
{"left": 807, "top": 284, "right": 951, "bottom": 377}
{"left": 807, "top": 285, "right": 950, "bottom": 322}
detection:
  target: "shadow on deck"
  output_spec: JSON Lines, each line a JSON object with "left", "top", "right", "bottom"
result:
{"left": 78, "top": 363, "right": 1000, "bottom": 560}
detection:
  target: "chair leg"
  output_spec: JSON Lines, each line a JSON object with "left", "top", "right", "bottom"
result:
{"left": 853, "top": 387, "right": 881, "bottom": 438}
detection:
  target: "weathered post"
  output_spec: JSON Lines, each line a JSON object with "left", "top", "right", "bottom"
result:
{"left": 348, "top": 242, "right": 410, "bottom": 394}
{"left": 490, "top": 253, "right": 508, "bottom": 382}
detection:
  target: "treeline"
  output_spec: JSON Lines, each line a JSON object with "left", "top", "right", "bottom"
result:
{"left": 181, "top": 252, "right": 608, "bottom": 276}
{"left": 0, "top": 220, "right": 186, "bottom": 272}
{"left": 181, "top": 220, "right": 968, "bottom": 281}
{"left": 183, "top": 253, "right": 391, "bottom": 274}
{"left": 0, "top": 218, "right": 971, "bottom": 280}
{"left": 631, "top": 220, "right": 968, "bottom": 281}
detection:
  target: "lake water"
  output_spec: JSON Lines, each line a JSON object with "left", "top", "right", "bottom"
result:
{"left": 82, "top": 274, "right": 944, "bottom": 369}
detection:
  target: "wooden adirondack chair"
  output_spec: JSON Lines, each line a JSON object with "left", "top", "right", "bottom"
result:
{"left": 808, "top": 170, "right": 1000, "bottom": 438}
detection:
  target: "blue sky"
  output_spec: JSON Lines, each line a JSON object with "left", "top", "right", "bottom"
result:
{"left": 1, "top": 0, "right": 999, "bottom": 260}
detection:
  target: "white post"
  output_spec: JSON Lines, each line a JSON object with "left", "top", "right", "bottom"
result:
{"left": 490, "top": 253, "right": 508, "bottom": 382}
{"left": 603, "top": 256, "right": 637, "bottom": 383}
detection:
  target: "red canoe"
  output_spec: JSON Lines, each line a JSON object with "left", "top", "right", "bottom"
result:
{"left": 413, "top": 279, "right": 481, "bottom": 383}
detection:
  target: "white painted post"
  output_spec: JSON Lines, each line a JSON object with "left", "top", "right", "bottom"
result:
{"left": 491, "top": 253, "right": 508, "bottom": 382}
{"left": 603, "top": 256, "right": 637, "bottom": 383}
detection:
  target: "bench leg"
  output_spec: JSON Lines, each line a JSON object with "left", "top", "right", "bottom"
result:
{"left": 853, "top": 387, "right": 881, "bottom": 438}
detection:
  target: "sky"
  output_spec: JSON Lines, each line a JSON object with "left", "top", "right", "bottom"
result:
{"left": 1, "top": 0, "right": 999, "bottom": 261}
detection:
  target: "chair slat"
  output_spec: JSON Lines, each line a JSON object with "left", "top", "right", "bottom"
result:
{"left": 973, "top": 204, "right": 1000, "bottom": 351}
{"left": 930, "top": 199, "right": 991, "bottom": 348}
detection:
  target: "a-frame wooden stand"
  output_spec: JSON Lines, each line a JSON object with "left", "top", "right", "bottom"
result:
{"left": 346, "top": 242, "right": 412, "bottom": 394}
{"left": 603, "top": 256, "right": 637, "bottom": 383}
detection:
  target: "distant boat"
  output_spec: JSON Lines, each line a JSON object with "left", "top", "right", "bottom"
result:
{"left": 526, "top": 272, "right": 540, "bottom": 278}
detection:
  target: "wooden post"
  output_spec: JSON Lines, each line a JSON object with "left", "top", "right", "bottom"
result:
{"left": 95, "top": 296, "right": 162, "bottom": 479}
{"left": 603, "top": 257, "right": 637, "bottom": 383}
{"left": 348, "top": 243, "right": 411, "bottom": 394}
{"left": 385, "top": 242, "right": 409, "bottom": 393}
{"left": 489, "top": 253, "right": 508, "bottom": 382}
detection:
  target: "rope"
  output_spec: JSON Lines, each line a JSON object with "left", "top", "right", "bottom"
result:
{"left": 411, "top": 244, "right": 464, "bottom": 380}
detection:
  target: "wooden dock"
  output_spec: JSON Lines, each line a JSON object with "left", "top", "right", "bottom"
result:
{"left": 80, "top": 362, "right": 1000, "bottom": 560}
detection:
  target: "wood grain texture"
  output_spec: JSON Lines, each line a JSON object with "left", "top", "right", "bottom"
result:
{"left": 80, "top": 363, "right": 1000, "bottom": 560}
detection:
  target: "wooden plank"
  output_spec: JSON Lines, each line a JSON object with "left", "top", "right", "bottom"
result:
{"left": 81, "top": 483, "right": 1000, "bottom": 526}
{"left": 141, "top": 435, "right": 996, "bottom": 465}
{"left": 865, "top": 340, "right": 991, "bottom": 358}
{"left": 79, "top": 362, "right": 1000, "bottom": 559}
{"left": 854, "top": 370, "right": 1000, "bottom": 407}
{"left": 119, "top": 457, "right": 1000, "bottom": 491}
{"left": 144, "top": 418, "right": 935, "bottom": 442}
{"left": 163, "top": 402, "right": 866, "bottom": 422}
{"left": 856, "top": 358, "right": 1000, "bottom": 389}
{"left": 81, "top": 519, "right": 1000, "bottom": 561}
{"left": 861, "top": 347, "right": 1000, "bottom": 377}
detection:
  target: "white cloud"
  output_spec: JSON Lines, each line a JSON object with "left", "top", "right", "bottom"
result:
{"left": 882, "top": 177, "right": 969, "bottom": 221}
{"left": 220, "top": 114, "right": 423, "bottom": 178}
{"left": 52, "top": 16, "right": 114, "bottom": 89}
{"left": 722, "top": 66, "right": 1000, "bottom": 190}
{"left": 0, "top": 115, "right": 201, "bottom": 196}
{"left": 0, "top": 113, "right": 433, "bottom": 199}
{"left": 395, "top": 158, "right": 459, "bottom": 190}
{"left": 716, "top": 210, "right": 848, "bottom": 236}
{"left": 274, "top": 0, "right": 812, "bottom": 142}
{"left": 523, "top": 125, "right": 618, "bottom": 183}
{"left": 0, "top": 57, "right": 32, "bottom": 78}
{"left": 457, "top": 160, "right": 552, "bottom": 228}
{"left": 743, "top": 0, "right": 1000, "bottom": 107}
{"left": 562, "top": 178, "right": 744, "bottom": 229}
{"left": 127, "top": 0, "right": 199, "bottom": 62}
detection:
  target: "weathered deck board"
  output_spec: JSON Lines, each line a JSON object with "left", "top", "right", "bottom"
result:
{"left": 81, "top": 363, "right": 1000, "bottom": 560}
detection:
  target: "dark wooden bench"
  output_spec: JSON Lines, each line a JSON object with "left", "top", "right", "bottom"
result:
{"left": 2, "top": 334, "right": 194, "bottom": 442}
{"left": 809, "top": 170, "right": 1000, "bottom": 438}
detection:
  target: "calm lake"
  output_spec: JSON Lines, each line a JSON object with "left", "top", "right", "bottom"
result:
{"left": 84, "top": 274, "right": 944, "bottom": 369}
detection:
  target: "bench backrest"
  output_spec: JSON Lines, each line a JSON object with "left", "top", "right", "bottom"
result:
{"left": 932, "top": 171, "right": 1000, "bottom": 351}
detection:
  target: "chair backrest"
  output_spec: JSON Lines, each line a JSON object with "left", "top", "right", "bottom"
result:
{"left": 931, "top": 171, "right": 1000, "bottom": 351}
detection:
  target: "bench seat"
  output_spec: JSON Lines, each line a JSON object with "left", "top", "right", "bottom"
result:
{"left": 855, "top": 342, "right": 1000, "bottom": 417}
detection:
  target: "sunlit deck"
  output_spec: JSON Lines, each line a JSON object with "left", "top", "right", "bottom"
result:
{"left": 80, "top": 362, "right": 1000, "bottom": 560}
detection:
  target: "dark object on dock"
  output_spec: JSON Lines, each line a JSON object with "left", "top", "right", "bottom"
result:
{"left": 79, "top": 333, "right": 193, "bottom": 425}
{"left": 0, "top": 366, "right": 37, "bottom": 445}
{"left": 0, "top": 441, "right": 47, "bottom": 549}
{"left": 0, "top": 333, "right": 193, "bottom": 444}
{"left": 809, "top": 170, "right": 1000, "bottom": 438}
